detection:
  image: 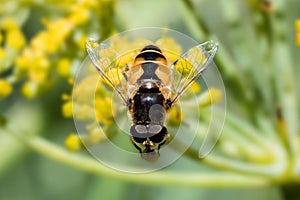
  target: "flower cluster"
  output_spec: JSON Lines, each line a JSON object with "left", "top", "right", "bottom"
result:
{"left": 0, "top": 19, "right": 26, "bottom": 98}
{"left": 0, "top": 0, "right": 115, "bottom": 152}
{"left": 0, "top": 0, "right": 108, "bottom": 99}
{"left": 1, "top": 0, "right": 222, "bottom": 155}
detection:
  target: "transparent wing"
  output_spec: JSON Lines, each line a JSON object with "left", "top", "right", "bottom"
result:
{"left": 170, "top": 41, "right": 219, "bottom": 104}
{"left": 85, "top": 39, "right": 129, "bottom": 104}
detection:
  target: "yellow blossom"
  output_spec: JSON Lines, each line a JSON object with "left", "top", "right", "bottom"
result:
{"left": 173, "top": 57, "right": 193, "bottom": 77}
{"left": 31, "top": 31, "right": 51, "bottom": 52}
{"left": 57, "top": 58, "right": 71, "bottom": 77}
{"left": 297, "top": 33, "right": 300, "bottom": 47}
{"left": 2, "top": 18, "right": 18, "bottom": 30}
{"left": 29, "top": 68, "right": 48, "bottom": 83}
{"left": 65, "top": 133, "right": 82, "bottom": 152}
{"left": 21, "top": 81, "right": 39, "bottom": 99}
{"left": 114, "top": 52, "right": 135, "bottom": 68}
{"left": 0, "top": 79, "right": 12, "bottom": 98}
{"left": 72, "top": 74, "right": 100, "bottom": 104}
{"left": 167, "top": 106, "right": 183, "bottom": 126}
{"left": 198, "top": 88, "right": 222, "bottom": 108}
{"left": 95, "top": 96, "right": 114, "bottom": 125}
{"left": 62, "top": 101, "right": 73, "bottom": 118}
{"left": 77, "top": 35, "right": 88, "bottom": 50}
{"left": 73, "top": 104, "right": 94, "bottom": 120}
{"left": 155, "top": 37, "right": 182, "bottom": 62}
{"left": 61, "top": 93, "right": 70, "bottom": 101}
{"left": 68, "top": 6, "right": 90, "bottom": 25}
{"left": 68, "top": 77, "right": 74, "bottom": 85}
{"left": 296, "top": 20, "right": 300, "bottom": 46}
{"left": 85, "top": 124, "right": 107, "bottom": 145}
{"left": 15, "top": 48, "right": 34, "bottom": 70}
{"left": 186, "top": 81, "right": 201, "bottom": 95}
{"left": 7, "top": 28, "right": 26, "bottom": 49}
{"left": 33, "top": 54, "right": 50, "bottom": 69}
{"left": 296, "top": 19, "right": 300, "bottom": 32}
{"left": 0, "top": 48, "right": 7, "bottom": 59}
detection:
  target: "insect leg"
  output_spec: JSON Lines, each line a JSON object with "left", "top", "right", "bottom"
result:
{"left": 122, "top": 64, "right": 130, "bottom": 81}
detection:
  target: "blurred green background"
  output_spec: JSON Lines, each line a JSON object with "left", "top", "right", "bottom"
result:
{"left": 0, "top": 0, "right": 300, "bottom": 200}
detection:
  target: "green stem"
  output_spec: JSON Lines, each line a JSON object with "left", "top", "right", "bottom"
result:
{"left": 269, "top": 0, "right": 299, "bottom": 177}
{"left": 0, "top": 129, "right": 28, "bottom": 175}
{"left": 5, "top": 127, "right": 269, "bottom": 187}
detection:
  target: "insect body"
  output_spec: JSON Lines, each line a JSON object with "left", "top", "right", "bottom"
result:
{"left": 86, "top": 39, "right": 218, "bottom": 161}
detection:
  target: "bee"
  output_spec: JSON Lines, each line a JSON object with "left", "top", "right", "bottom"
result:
{"left": 86, "top": 39, "right": 218, "bottom": 161}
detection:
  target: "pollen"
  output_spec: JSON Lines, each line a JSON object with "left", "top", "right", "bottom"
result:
{"left": 0, "top": 79, "right": 12, "bottom": 98}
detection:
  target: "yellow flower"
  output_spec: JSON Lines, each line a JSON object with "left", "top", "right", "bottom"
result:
{"left": 2, "top": 18, "right": 18, "bottom": 30}
{"left": 0, "top": 48, "right": 7, "bottom": 59}
{"left": 61, "top": 93, "right": 70, "bottom": 101}
{"left": 7, "top": 28, "right": 26, "bottom": 49}
{"left": 68, "top": 6, "right": 90, "bottom": 25}
{"left": 72, "top": 74, "right": 100, "bottom": 104}
{"left": 186, "top": 81, "right": 201, "bottom": 95}
{"left": 29, "top": 69, "right": 48, "bottom": 83}
{"left": 0, "top": 79, "right": 12, "bottom": 98}
{"left": 62, "top": 101, "right": 73, "bottom": 118}
{"left": 296, "top": 20, "right": 300, "bottom": 46}
{"left": 296, "top": 19, "right": 300, "bottom": 32}
{"left": 15, "top": 48, "right": 33, "bottom": 71}
{"left": 155, "top": 37, "right": 182, "bottom": 62}
{"left": 85, "top": 124, "right": 107, "bottom": 145}
{"left": 65, "top": 133, "right": 82, "bottom": 152}
{"left": 28, "top": 54, "right": 50, "bottom": 82}
{"left": 0, "top": 33, "right": 3, "bottom": 44}
{"left": 73, "top": 103, "right": 94, "bottom": 120}
{"left": 31, "top": 31, "right": 52, "bottom": 52}
{"left": 167, "top": 106, "right": 183, "bottom": 126}
{"left": 198, "top": 88, "right": 222, "bottom": 108}
{"left": 297, "top": 33, "right": 300, "bottom": 47}
{"left": 21, "top": 81, "right": 39, "bottom": 99}
{"left": 77, "top": 34, "right": 88, "bottom": 50}
{"left": 57, "top": 58, "right": 71, "bottom": 77}
{"left": 114, "top": 52, "right": 135, "bottom": 68}
{"left": 95, "top": 96, "right": 114, "bottom": 125}
{"left": 173, "top": 57, "right": 193, "bottom": 77}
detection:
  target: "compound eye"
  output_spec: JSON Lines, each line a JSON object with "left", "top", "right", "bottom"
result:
{"left": 135, "top": 125, "right": 147, "bottom": 134}
{"left": 131, "top": 125, "right": 146, "bottom": 143}
{"left": 149, "top": 127, "right": 168, "bottom": 143}
{"left": 148, "top": 124, "right": 162, "bottom": 134}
